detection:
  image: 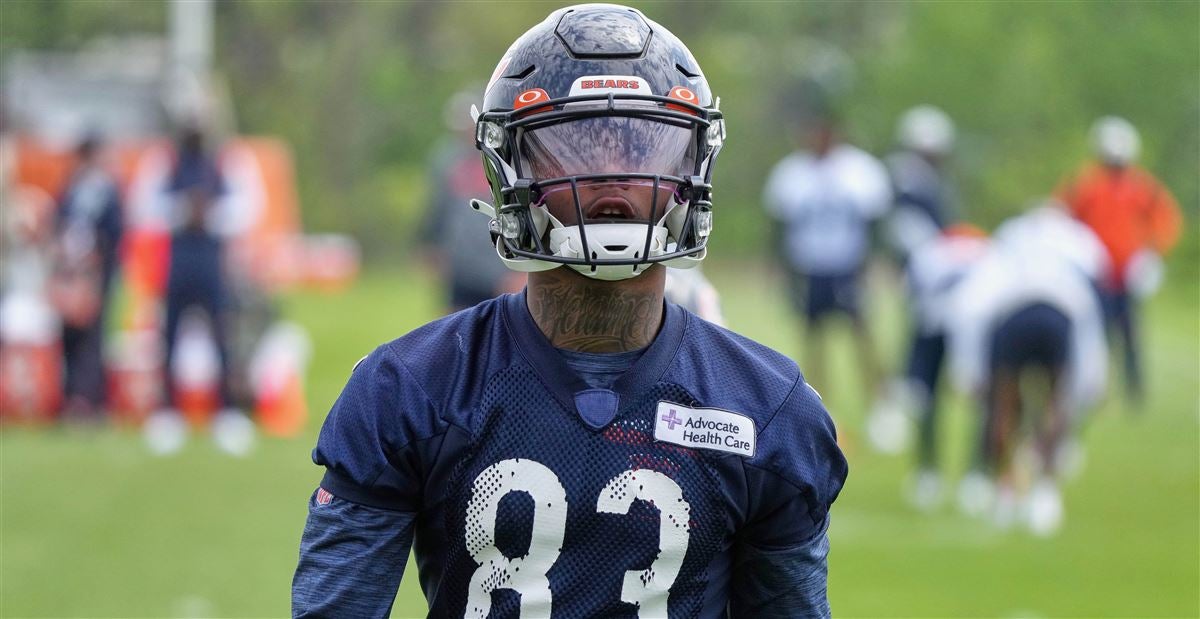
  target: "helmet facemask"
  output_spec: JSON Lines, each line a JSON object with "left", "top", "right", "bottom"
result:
{"left": 475, "top": 90, "right": 724, "bottom": 281}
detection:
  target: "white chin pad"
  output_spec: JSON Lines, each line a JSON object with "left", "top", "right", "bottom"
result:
{"left": 549, "top": 223, "right": 668, "bottom": 281}
{"left": 550, "top": 223, "right": 667, "bottom": 262}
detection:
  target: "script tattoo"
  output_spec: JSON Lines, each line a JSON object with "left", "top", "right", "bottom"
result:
{"left": 527, "top": 271, "right": 664, "bottom": 352}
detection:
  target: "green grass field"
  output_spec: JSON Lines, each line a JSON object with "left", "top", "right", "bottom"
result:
{"left": 3, "top": 260, "right": 1197, "bottom": 618}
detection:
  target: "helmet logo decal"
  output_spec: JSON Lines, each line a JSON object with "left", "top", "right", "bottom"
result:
{"left": 513, "top": 88, "right": 552, "bottom": 116}
{"left": 515, "top": 88, "right": 550, "bottom": 105}
{"left": 666, "top": 87, "right": 700, "bottom": 116}
{"left": 568, "top": 75, "right": 652, "bottom": 97}
{"left": 581, "top": 79, "right": 640, "bottom": 90}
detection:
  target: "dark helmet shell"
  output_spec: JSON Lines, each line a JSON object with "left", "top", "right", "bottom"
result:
{"left": 483, "top": 4, "right": 714, "bottom": 113}
{"left": 474, "top": 3, "right": 723, "bottom": 279}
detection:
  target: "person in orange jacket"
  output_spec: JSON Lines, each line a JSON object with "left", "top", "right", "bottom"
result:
{"left": 1057, "top": 116, "right": 1182, "bottom": 404}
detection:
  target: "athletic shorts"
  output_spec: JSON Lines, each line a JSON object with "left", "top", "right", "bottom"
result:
{"left": 790, "top": 271, "right": 861, "bottom": 321}
{"left": 989, "top": 302, "right": 1070, "bottom": 372}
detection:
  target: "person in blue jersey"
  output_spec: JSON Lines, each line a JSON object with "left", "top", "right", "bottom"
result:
{"left": 292, "top": 5, "right": 847, "bottom": 618}
{"left": 865, "top": 225, "right": 988, "bottom": 511}
{"left": 53, "top": 133, "right": 124, "bottom": 420}
{"left": 881, "top": 105, "right": 959, "bottom": 263}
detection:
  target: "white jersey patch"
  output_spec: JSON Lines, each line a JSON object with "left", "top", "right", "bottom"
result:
{"left": 654, "top": 402, "right": 756, "bottom": 457}
{"left": 569, "top": 75, "right": 652, "bottom": 97}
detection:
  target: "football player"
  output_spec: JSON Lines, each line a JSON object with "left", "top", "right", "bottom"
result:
{"left": 946, "top": 204, "right": 1109, "bottom": 535}
{"left": 1057, "top": 116, "right": 1182, "bottom": 406}
{"left": 882, "top": 105, "right": 959, "bottom": 262}
{"left": 866, "top": 224, "right": 988, "bottom": 511}
{"left": 293, "top": 5, "right": 847, "bottom": 618}
{"left": 762, "top": 101, "right": 891, "bottom": 401}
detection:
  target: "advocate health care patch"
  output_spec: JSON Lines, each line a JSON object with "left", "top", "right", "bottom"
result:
{"left": 654, "top": 401, "right": 756, "bottom": 457}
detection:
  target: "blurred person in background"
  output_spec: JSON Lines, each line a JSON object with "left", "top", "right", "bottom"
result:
{"left": 50, "top": 133, "right": 124, "bottom": 421}
{"left": 882, "top": 105, "right": 959, "bottom": 263}
{"left": 763, "top": 104, "right": 891, "bottom": 398}
{"left": 1, "top": 131, "right": 65, "bottom": 421}
{"left": 866, "top": 224, "right": 988, "bottom": 512}
{"left": 421, "top": 89, "right": 525, "bottom": 313}
{"left": 143, "top": 124, "right": 254, "bottom": 457}
{"left": 664, "top": 266, "right": 726, "bottom": 327}
{"left": 1057, "top": 116, "right": 1182, "bottom": 406}
{"left": 294, "top": 5, "right": 846, "bottom": 617}
{"left": 947, "top": 203, "right": 1108, "bottom": 536}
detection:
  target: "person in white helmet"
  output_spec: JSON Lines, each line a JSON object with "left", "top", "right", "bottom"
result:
{"left": 1056, "top": 116, "right": 1181, "bottom": 405}
{"left": 882, "top": 105, "right": 959, "bottom": 262}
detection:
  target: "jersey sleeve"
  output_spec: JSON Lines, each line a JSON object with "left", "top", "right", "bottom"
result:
{"left": 312, "top": 345, "right": 442, "bottom": 511}
{"left": 729, "top": 516, "right": 832, "bottom": 619}
{"left": 743, "top": 375, "right": 848, "bottom": 545}
{"left": 292, "top": 489, "right": 416, "bottom": 619}
{"left": 1146, "top": 180, "right": 1182, "bottom": 255}
{"left": 730, "top": 375, "right": 846, "bottom": 615}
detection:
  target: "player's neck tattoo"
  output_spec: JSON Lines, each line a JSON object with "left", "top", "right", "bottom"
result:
{"left": 527, "top": 267, "right": 665, "bottom": 353}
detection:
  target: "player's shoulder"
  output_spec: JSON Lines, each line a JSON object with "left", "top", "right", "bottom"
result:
{"left": 669, "top": 311, "right": 807, "bottom": 427}
{"left": 378, "top": 296, "right": 503, "bottom": 364}
{"left": 315, "top": 298, "right": 517, "bottom": 505}
{"left": 349, "top": 295, "right": 513, "bottom": 420}
{"left": 767, "top": 151, "right": 816, "bottom": 179}
{"left": 675, "top": 312, "right": 845, "bottom": 515}
{"left": 835, "top": 142, "right": 881, "bottom": 164}
{"left": 837, "top": 144, "right": 889, "bottom": 178}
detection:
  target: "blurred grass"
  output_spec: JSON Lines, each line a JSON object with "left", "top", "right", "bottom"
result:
{"left": 2, "top": 259, "right": 1197, "bottom": 618}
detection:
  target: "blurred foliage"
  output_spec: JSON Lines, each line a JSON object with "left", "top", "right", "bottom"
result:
{"left": 3, "top": 1, "right": 1196, "bottom": 262}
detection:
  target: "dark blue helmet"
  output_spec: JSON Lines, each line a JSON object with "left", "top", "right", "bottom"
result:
{"left": 473, "top": 3, "right": 725, "bottom": 280}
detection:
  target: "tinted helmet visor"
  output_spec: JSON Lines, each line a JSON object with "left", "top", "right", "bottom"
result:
{"left": 519, "top": 115, "right": 698, "bottom": 182}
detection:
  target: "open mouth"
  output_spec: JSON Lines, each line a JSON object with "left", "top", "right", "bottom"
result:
{"left": 585, "top": 196, "right": 638, "bottom": 221}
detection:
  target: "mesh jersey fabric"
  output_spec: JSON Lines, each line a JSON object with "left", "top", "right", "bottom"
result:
{"left": 305, "top": 291, "right": 847, "bottom": 618}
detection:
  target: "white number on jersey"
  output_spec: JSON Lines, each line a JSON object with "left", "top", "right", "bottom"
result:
{"left": 465, "top": 459, "right": 567, "bottom": 618}
{"left": 597, "top": 469, "right": 691, "bottom": 617}
{"left": 464, "top": 459, "right": 693, "bottom": 618}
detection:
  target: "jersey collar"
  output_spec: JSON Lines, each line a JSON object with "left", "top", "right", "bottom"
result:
{"left": 501, "top": 289, "right": 686, "bottom": 417}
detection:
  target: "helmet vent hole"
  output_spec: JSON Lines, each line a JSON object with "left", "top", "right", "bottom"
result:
{"left": 591, "top": 251, "right": 598, "bottom": 260}
{"left": 676, "top": 63, "right": 700, "bottom": 78}
{"left": 604, "top": 245, "right": 627, "bottom": 252}
{"left": 506, "top": 64, "right": 536, "bottom": 80}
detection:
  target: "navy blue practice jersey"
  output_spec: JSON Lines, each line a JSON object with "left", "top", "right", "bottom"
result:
{"left": 300, "top": 292, "right": 847, "bottom": 618}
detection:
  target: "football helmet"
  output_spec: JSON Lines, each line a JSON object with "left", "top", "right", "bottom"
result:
{"left": 1091, "top": 115, "right": 1140, "bottom": 167}
{"left": 896, "top": 105, "right": 955, "bottom": 158}
{"left": 472, "top": 3, "right": 726, "bottom": 281}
